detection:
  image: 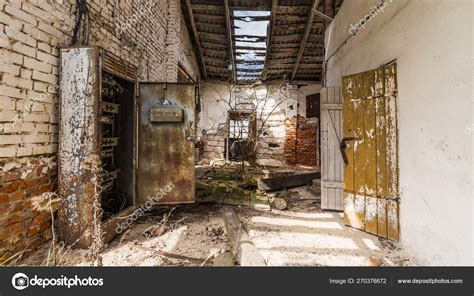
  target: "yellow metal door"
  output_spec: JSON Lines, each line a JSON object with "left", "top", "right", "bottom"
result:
{"left": 342, "top": 62, "right": 399, "bottom": 240}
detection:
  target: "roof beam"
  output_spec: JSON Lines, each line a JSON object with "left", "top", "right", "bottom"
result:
{"left": 224, "top": 0, "right": 237, "bottom": 82}
{"left": 185, "top": 0, "right": 207, "bottom": 79}
{"left": 262, "top": 0, "right": 278, "bottom": 81}
{"left": 232, "top": 15, "right": 271, "bottom": 22}
{"left": 313, "top": 10, "right": 333, "bottom": 22}
{"left": 235, "top": 45, "right": 266, "bottom": 51}
{"left": 291, "top": 0, "right": 320, "bottom": 82}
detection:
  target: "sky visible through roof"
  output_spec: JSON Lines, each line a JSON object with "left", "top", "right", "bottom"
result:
{"left": 233, "top": 11, "right": 270, "bottom": 82}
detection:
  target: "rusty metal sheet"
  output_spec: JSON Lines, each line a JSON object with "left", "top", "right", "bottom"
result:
{"left": 137, "top": 83, "right": 195, "bottom": 205}
{"left": 57, "top": 47, "right": 100, "bottom": 248}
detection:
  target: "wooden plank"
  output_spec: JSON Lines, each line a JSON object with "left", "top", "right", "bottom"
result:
{"left": 376, "top": 98, "right": 387, "bottom": 198}
{"left": 290, "top": 0, "right": 321, "bottom": 81}
{"left": 365, "top": 196, "right": 378, "bottom": 235}
{"left": 353, "top": 99, "right": 365, "bottom": 195}
{"left": 387, "top": 199, "right": 399, "bottom": 240}
{"left": 324, "top": 181, "right": 343, "bottom": 189}
{"left": 377, "top": 197, "right": 388, "bottom": 238}
{"left": 344, "top": 192, "right": 355, "bottom": 226}
{"left": 258, "top": 172, "right": 321, "bottom": 191}
{"left": 321, "top": 103, "right": 342, "bottom": 110}
{"left": 384, "top": 63, "right": 399, "bottom": 241}
{"left": 342, "top": 77, "right": 355, "bottom": 193}
{"left": 336, "top": 87, "right": 344, "bottom": 211}
{"left": 385, "top": 96, "right": 399, "bottom": 199}
{"left": 364, "top": 97, "right": 377, "bottom": 234}
{"left": 353, "top": 97, "right": 365, "bottom": 229}
{"left": 375, "top": 95, "right": 388, "bottom": 238}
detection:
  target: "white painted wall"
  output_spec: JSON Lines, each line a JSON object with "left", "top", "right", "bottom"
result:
{"left": 198, "top": 82, "right": 321, "bottom": 165}
{"left": 325, "top": 0, "right": 473, "bottom": 265}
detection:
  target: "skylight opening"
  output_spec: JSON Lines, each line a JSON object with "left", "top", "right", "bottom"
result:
{"left": 233, "top": 10, "right": 270, "bottom": 83}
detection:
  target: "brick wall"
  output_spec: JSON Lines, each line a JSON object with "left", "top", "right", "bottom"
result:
{"left": 284, "top": 115, "right": 318, "bottom": 167}
{"left": 0, "top": 0, "right": 198, "bottom": 257}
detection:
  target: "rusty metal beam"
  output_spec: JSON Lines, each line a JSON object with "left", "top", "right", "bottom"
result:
{"left": 291, "top": 0, "right": 321, "bottom": 82}
{"left": 185, "top": 0, "right": 208, "bottom": 79}
{"left": 262, "top": 0, "right": 277, "bottom": 81}
{"left": 224, "top": 0, "right": 237, "bottom": 82}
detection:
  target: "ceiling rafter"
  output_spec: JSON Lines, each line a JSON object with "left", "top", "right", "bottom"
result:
{"left": 262, "top": 0, "right": 277, "bottom": 81}
{"left": 181, "top": 0, "right": 344, "bottom": 83}
{"left": 224, "top": 0, "right": 237, "bottom": 82}
{"left": 291, "top": 0, "right": 321, "bottom": 82}
{"left": 184, "top": 0, "right": 208, "bottom": 79}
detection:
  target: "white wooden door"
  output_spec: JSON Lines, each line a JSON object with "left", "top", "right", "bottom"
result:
{"left": 320, "top": 87, "right": 344, "bottom": 211}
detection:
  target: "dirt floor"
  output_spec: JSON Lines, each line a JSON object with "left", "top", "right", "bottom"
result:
{"left": 22, "top": 204, "right": 231, "bottom": 266}
{"left": 21, "top": 165, "right": 418, "bottom": 267}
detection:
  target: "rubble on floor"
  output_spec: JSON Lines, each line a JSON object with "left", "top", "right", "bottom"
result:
{"left": 21, "top": 204, "right": 233, "bottom": 267}
{"left": 20, "top": 164, "right": 417, "bottom": 267}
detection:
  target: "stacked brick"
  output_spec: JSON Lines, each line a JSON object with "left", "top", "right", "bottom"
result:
{"left": 0, "top": 0, "right": 198, "bottom": 256}
{"left": 0, "top": 157, "right": 56, "bottom": 256}
{"left": 285, "top": 115, "right": 318, "bottom": 166}
{"left": 201, "top": 125, "right": 227, "bottom": 160}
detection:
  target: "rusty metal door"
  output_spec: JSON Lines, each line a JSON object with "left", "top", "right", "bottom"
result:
{"left": 137, "top": 83, "right": 195, "bottom": 205}
{"left": 342, "top": 62, "right": 399, "bottom": 240}
{"left": 320, "top": 87, "right": 344, "bottom": 211}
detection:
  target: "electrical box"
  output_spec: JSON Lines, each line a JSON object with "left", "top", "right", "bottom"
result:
{"left": 57, "top": 47, "right": 138, "bottom": 247}
{"left": 57, "top": 47, "right": 196, "bottom": 248}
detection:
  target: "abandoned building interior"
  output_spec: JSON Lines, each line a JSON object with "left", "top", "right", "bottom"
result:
{"left": 0, "top": 0, "right": 472, "bottom": 267}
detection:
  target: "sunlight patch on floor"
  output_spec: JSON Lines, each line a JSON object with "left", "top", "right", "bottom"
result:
{"left": 248, "top": 229, "right": 359, "bottom": 250}
{"left": 250, "top": 216, "right": 343, "bottom": 229}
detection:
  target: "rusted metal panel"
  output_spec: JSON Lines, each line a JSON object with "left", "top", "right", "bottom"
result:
{"left": 102, "top": 50, "right": 137, "bottom": 82}
{"left": 137, "top": 83, "right": 196, "bottom": 205}
{"left": 342, "top": 62, "right": 399, "bottom": 240}
{"left": 57, "top": 47, "right": 100, "bottom": 247}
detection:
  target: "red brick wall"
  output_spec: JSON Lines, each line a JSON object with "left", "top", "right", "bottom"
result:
{"left": 285, "top": 115, "right": 318, "bottom": 166}
{"left": 0, "top": 157, "right": 56, "bottom": 259}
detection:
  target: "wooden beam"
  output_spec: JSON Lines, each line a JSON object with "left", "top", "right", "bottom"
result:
{"left": 258, "top": 172, "right": 321, "bottom": 191}
{"left": 235, "top": 68, "right": 263, "bottom": 73}
{"left": 291, "top": 0, "right": 320, "bottom": 82}
{"left": 232, "top": 15, "right": 270, "bottom": 22}
{"left": 235, "top": 45, "right": 266, "bottom": 51}
{"left": 262, "top": 0, "right": 277, "bottom": 81}
{"left": 224, "top": 0, "right": 236, "bottom": 82}
{"left": 313, "top": 10, "right": 333, "bottom": 22}
{"left": 185, "top": 0, "right": 207, "bottom": 79}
